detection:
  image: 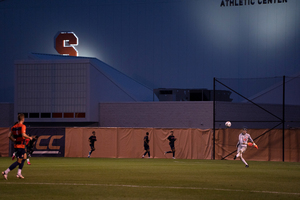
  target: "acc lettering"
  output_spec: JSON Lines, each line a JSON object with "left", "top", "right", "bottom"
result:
{"left": 36, "top": 135, "right": 64, "bottom": 150}
{"left": 55, "top": 32, "right": 79, "bottom": 56}
{"left": 49, "top": 135, "right": 64, "bottom": 150}
{"left": 36, "top": 135, "right": 50, "bottom": 150}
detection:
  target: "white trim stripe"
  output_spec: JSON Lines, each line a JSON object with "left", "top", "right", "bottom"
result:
{"left": 0, "top": 182, "right": 299, "bottom": 196}
{"left": 32, "top": 151, "right": 60, "bottom": 154}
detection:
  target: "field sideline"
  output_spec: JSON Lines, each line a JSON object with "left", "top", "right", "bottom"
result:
{"left": 0, "top": 157, "right": 299, "bottom": 200}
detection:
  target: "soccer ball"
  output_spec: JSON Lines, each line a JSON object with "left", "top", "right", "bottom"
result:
{"left": 225, "top": 121, "right": 231, "bottom": 128}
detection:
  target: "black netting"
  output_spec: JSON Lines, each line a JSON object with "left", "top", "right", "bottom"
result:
{"left": 213, "top": 76, "right": 300, "bottom": 161}
{"left": 214, "top": 77, "right": 286, "bottom": 129}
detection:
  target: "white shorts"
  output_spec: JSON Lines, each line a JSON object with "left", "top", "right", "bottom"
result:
{"left": 237, "top": 146, "right": 247, "bottom": 154}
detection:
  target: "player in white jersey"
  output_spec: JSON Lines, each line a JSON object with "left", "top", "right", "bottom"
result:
{"left": 234, "top": 128, "right": 257, "bottom": 168}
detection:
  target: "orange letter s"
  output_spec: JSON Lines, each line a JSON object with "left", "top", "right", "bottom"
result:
{"left": 55, "top": 32, "right": 79, "bottom": 56}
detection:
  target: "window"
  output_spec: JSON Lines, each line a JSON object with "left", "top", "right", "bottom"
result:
{"left": 41, "top": 113, "right": 51, "bottom": 118}
{"left": 52, "top": 113, "right": 62, "bottom": 118}
{"left": 29, "top": 113, "right": 39, "bottom": 118}
{"left": 18, "top": 113, "right": 29, "bottom": 118}
{"left": 64, "top": 113, "right": 74, "bottom": 118}
{"left": 75, "top": 113, "right": 85, "bottom": 118}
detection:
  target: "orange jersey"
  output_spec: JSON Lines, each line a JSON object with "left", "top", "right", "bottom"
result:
{"left": 11, "top": 123, "right": 26, "bottom": 149}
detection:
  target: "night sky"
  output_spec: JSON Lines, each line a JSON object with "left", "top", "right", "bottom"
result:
{"left": 0, "top": 0, "right": 299, "bottom": 102}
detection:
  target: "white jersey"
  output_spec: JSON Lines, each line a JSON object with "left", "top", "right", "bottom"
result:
{"left": 237, "top": 133, "right": 254, "bottom": 148}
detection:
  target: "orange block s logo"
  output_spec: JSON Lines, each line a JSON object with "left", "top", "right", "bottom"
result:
{"left": 55, "top": 32, "right": 79, "bottom": 56}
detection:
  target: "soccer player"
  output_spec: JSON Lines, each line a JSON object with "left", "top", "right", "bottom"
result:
{"left": 2, "top": 113, "right": 32, "bottom": 180}
{"left": 234, "top": 127, "right": 257, "bottom": 168}
{"left": 25, "top": 135, "right": 39, "bottom": 165}
{"left": 24, "top": 138, "right": 31, "bottom": 165}
{"left": 142, "top": 132, "right": 150, "bottom": 158}
{"left": 88, "top": 131, "right": 97, "bottom": 158}
{"left": 164, "top": 130, "right": 177, "bottom": 159}
{"left": 11, "top": 122, "right": 19, "bottom": 161}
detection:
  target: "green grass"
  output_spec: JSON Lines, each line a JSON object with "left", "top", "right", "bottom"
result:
{"left": 0, "top": 158, "right": 300, "bottom": 200}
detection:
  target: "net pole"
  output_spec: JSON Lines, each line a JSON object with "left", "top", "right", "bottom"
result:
{"left": 282, "top": 76, "right": 285, "bottom": 162}
{"left": 213, "top": 77, "right": 216, "bottom": 160}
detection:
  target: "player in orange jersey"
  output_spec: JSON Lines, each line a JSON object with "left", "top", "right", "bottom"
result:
{"left": 2, "top": 114, "right": 32, "bottom": 180}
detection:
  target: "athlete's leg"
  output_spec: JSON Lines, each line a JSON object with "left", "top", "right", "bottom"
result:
{"left": 172, "top": 148, "right": 175, "bottom": 158}
{"left": 3, "top": 149, "right": 24, "bottom": 176}
{"left": 88, "top": 146, "right": 95, "bottom": 157}
{"left": 16, "top": 153, "right": 27, "bottom": 178}
{"left": 240, "top": 154, "right": 248, "bottom": 166}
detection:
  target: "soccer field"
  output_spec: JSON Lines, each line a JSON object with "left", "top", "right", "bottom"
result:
{"left": 0, "top": 158, "right": 299, "bottom": 200}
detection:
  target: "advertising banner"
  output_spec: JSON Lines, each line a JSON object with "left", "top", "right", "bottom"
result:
{"left": 27, "top": 128, "right": 65, "bottom": 157}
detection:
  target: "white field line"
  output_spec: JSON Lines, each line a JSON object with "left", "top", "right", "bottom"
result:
{"left": 1, "top": 182, "right": 299, "bottom": 196}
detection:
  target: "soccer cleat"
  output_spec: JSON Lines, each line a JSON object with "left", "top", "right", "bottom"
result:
{"left": 27, "top": 161, "right": 31, "bottom": 165}
{"left": 12, "top": 155, "right": 15, "bottom": 160}
{"left": 172, "top": 157, "right": 176, "bottom": 159}
{"left": 2, "top": 172, "right": 7, "bottom": 180}
{"left": 142, "top": 155, "right": 144, "bottom": 158}
{"left": 16, "top": 174, "right": 24, "bottom": 179}
{"left": 245, "top": 165, "right": 249, "bottom": 168}
{"left": 233, "top": 155, "right": 237, "bottom": 160}
{"left": 88, "top": 155, "right": 90, "bottom": 158}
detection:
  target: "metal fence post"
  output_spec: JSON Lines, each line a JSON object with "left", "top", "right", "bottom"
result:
{"left": 213, "top": 77, "right": 216, "bottom": 160}
{"left": 282, "top": 76, "right": 285, "bottom": 162}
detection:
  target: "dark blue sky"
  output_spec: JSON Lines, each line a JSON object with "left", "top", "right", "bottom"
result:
{"left": 0, "top": 0, "right": 299, "bottom": 102}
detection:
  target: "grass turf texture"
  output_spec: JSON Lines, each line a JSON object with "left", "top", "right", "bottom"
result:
{"left": 0, "top": 158, "right": 300, "bottom": 200}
